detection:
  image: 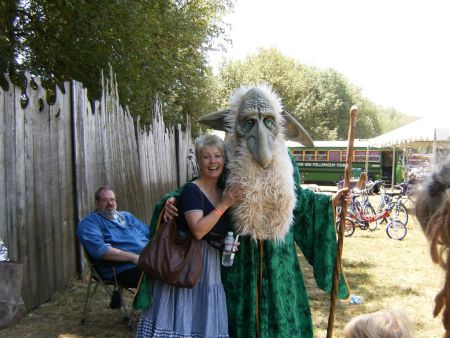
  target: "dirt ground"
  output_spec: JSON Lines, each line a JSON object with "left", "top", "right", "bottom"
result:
{"left": 0, "top": 279, "right": 139, "bottom": 338}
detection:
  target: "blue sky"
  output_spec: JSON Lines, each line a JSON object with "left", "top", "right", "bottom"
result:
{"left": 209, "top": 0, "right": 449, "bottom": 120}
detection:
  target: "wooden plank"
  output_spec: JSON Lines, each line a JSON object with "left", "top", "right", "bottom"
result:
{"left": 51, "top": 82, "right": 71, "bottom": 291}
{"left": 51, "top": 86, "right": 64, "bottom": 292}
{"left": 22, "top": 73, "right": 38, "bottom": 309}
{"left": 59, "top": 80, "right": 77, "bottom": 287}
{"left": 0, "top": 74, "right": 8, "bottom": 246}
{"left": 136, "top": 119, "right": 153, "bottom": 221}
{"left": 12, "top": 77, "right": 33, "bottom": 310}
{"left": 71, "top": 80, "right": 89, "bottom": 278}
{"left": 4, "top": 74, "right": 18, "bottom": 262}
{"left": 72, "top": 80, "right": 88, "bottom": 222}
{"left": 127, "top": 111, "right": 146, "bottom": 220}
{"left": 13, "top": 76, "right": 27, "bottom": 279}
{"left": 28, "top": 75, "right": 53, "bottom": 304}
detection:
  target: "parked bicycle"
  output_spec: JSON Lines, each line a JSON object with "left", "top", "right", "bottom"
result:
{"left": 352, "top": 179, "right": 385, "bottom": 231}
{"left": 376, "top": 182, "right": 409, "bottom": 226}
{"left": 348, "top": 191, "right": 378, "bottom": 232}
{"left": 336, "top": 193, "right": 408, "bottom": 240}
{"left": 355, "top": 180, "right": 409, "bottom": 228}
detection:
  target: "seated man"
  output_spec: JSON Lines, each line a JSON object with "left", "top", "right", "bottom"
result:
{"left": 76, "top": 186, "right": 149, "bottom": 291}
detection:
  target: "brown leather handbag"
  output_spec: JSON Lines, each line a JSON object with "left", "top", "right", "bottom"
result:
{"left": 138, "top": 209, "right": 203, "bottom": 288}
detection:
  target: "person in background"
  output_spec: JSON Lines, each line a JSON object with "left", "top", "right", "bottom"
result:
{"left": 136, "top": 133, "right": 242, "bottom": 338}
{"left": 76, "top": 186, "right": 149, "bottom": 290}
{"left": 343, "top": 308, "right": 413, "bottom": 338}
{"left": 396, "top": 160, "right": 405, "bottom": 186}
{"left": 415, "top": 159, "right": 450, "bottom": 338}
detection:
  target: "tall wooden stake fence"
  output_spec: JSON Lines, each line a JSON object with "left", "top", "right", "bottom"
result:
{"left": 0, "top": 70, "right": 194, "bottom": 311}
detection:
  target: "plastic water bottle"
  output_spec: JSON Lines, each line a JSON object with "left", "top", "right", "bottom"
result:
{"left": 222, "top": 232, "right": 237, "bottom": 267}
{"left": 350, "top": 295, "right": 363, "bottom": 304}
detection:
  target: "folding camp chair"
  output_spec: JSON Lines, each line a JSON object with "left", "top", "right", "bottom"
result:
{"left": 80, "top": 250, "right": 140, "bottom": 329}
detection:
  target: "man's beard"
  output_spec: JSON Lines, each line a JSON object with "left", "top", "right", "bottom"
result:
{"left": 98, "top": 210, "right": 116, "bottom": 220}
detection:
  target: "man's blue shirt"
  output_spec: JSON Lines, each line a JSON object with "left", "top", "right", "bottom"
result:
{"left": 76, "top": 211, "right": 149, "bottom": 280}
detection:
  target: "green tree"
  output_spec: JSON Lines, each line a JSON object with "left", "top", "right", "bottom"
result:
{"left": 375, "top": 106, "right": 417, "bottom": 133}
{"left": 1, "top": 0, "right": 233, "bottom": 126}
{"left": 0, "top": 0, "right": 19, "bottom": 87}
{"left": 216, "top": 48, "right": 411, "bottom": 140}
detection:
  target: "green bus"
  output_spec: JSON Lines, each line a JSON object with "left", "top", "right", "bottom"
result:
{"left": 288, "top": 140, "right": 402, "bottom": 185}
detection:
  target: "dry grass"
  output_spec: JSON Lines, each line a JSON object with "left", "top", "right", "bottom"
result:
{"left": 1, "top": 196, "right": 445, "bottom": 338}
{"left": 305, "top": 198, "right": 445, "bottom": 338}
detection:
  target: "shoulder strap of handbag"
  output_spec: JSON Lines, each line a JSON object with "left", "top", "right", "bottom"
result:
{"left": 155, "top": 208, "right": 165, "bottom": 232}
{"left": 155, "top": 196, "right": 179, "bottom": 232}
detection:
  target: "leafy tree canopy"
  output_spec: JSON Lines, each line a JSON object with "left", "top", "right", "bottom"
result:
{"left": 1, "top": 4, "right": 416, "bottom": 138}
{"left": 215, "top": 48, "right": 416, "bottom": 140}
{"left": 0, "top": 0, "right": 233, "bottom": 127}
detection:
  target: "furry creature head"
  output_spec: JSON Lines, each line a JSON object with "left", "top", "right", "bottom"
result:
{"left": 200, "top": 84, "right": 300, "bottom": 241}
{"left": 224, "top": 85, "right": 284, "bottom": 169}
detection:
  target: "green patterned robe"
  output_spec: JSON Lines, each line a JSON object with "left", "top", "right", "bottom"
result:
{"left": 134, "top": 156, "right": 349, "bottom": 338}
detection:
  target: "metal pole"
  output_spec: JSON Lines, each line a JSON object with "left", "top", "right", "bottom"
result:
{"left": 391, "top": 146, "right": 396, "bottom": 188}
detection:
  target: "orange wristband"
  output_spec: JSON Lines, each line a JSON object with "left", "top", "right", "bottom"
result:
{"left": 214, "top": 207, "right": 223, "bottom": 217}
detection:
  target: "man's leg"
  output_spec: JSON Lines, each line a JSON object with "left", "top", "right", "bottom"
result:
{"left": 109, "top": 267, "right": 142, "bottom": 309}
{"left": 115, "top": 266, "right": 142, "bottom": 288}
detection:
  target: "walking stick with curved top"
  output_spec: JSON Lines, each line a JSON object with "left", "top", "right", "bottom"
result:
{"left": 326, "top": 105, "right": 358, "bottom": 338}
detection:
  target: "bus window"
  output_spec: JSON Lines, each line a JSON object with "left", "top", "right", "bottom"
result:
{"left": 317, "top": 151, "right": 328, "bottom": 161}
{"left": 354, "top": 151, "right": 367, "bottom": 162}
{"left": 329, "top": 151, "right": 340, "bottom": 162}
{"left": 368, "top": 151, "right": 381, "bottom": 162}
{"left": 291, "top": 149, "right": 302, "bottom": 162}
{"left": 305, "top": 151, "right": 315, "bottom": 161}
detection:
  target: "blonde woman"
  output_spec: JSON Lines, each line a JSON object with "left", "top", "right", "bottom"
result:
{"left": 136, "top": 134, "right": 241, "bottom": 338}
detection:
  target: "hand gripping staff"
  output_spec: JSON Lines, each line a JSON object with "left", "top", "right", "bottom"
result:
{"left": 326, "top": 105, "right": 357, "bottom": 338}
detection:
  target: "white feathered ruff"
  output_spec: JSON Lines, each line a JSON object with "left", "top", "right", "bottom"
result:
{"left": 225, "top": 84, "right": 296, "bottom": 242}
{"left": 227, "top": 136, "right": 296, "bottom": 242}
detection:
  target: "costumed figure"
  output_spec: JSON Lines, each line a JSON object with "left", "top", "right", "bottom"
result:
{"left": 134, "top": 84, "right": 349, "bottom": 338}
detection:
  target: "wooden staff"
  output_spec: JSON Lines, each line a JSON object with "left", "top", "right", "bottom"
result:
{"left": 326, "top": 105, "right": 358, "bottom": 338}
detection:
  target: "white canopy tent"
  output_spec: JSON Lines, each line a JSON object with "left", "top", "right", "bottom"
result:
{"left": 369, "top": 118, "right": 450, "bottom": 150}
{"left": 369, "top": 118, "right": 450, "bottom": 170}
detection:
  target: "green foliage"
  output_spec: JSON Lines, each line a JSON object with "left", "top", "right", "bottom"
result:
{"left": 216, "top": 48, "right": 412, "bottom": 140}
{"left": 1, "top": 4, "right": 415, "bottom": 138}
{"left": 376, "top": 106, "right": 418, "bottom": 132}
{"left": 1, "top": 0, "right": 233, "bottom": 127}
{"left": 0, "top": 0, "right": 19, "bottom": 87}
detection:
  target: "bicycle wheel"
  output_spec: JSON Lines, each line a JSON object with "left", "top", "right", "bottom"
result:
{"left": 362, "top": 204, "right": 378, "bottom": 231}
{"left": 386, "top": 220, "right": 407, "bottom": 240}
{"left": 388, "top": 202, "right": 409, "bottom": 226}
{"left": 336, "top": 217, "right": 355, "bottom": 237}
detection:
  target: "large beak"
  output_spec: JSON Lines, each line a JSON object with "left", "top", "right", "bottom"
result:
{"left": 246, "top": 119, "right": 274, "bottom": 169}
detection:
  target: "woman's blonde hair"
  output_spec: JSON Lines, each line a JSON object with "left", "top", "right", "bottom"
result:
{"left": 194, "top": 133, "right": 226, "bottom": 164}
{"left": 343, "top": 309, "right": 413, "bottom": 338}
{"left": 415, "top": 159, "right": 450, "bottom": 337}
